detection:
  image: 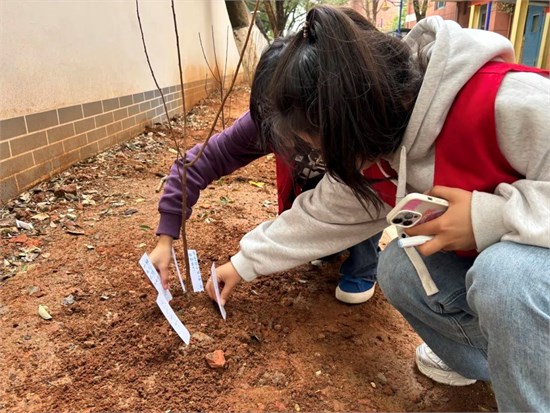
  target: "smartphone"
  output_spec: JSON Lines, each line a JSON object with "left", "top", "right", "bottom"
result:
{"left": 386, "top": 193, "right": 448, "bottom": 228}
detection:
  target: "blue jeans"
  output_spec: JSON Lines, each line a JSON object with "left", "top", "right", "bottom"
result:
{"left": 378, "top": 240, "right": 550, "bottom": 412}
{"left": 340, "top": 232, "right": 382, "bottom": 282}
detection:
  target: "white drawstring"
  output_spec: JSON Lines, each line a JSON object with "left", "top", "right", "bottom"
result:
{"left": 394, "top": 146, "right": 439, "bottom": 296}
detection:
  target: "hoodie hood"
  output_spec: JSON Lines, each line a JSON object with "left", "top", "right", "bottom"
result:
{"left": 396, "top": 16, "right": 515, "bottom": 164}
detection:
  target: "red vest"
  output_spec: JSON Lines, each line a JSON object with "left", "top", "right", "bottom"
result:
{"left": 275, "top": 156, "right": 296, "bottom": 214}
{"left": 364, "top": 62, "right": 548, "bottom": 206}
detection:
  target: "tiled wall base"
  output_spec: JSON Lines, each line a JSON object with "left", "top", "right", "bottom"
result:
{"left": 0, "top": 77, "right": 237, "bottom": 202}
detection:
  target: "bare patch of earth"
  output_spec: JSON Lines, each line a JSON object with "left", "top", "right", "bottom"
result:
{"left": 0, "top": 86, "right": 496, "bottom": 412}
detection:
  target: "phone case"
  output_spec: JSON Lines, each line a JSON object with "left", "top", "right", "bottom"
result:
{"left": 386, "top": 193, "right": 448, "bottom": 228}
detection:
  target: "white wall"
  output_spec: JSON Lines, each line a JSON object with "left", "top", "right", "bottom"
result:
{"left": 0, "top": 0, "right": 242, "bottom": 119}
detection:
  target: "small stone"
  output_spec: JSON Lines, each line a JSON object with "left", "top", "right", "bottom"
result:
{"left": 192, "top": 332, "right": 214, "bottom": 342}
{"left": 63, "top": 294, "right": 75, "bottom": 306}
{"left": 54, "top": 184, "right": 77, "bottom": 197}
{"left": 376, "top": 372, "right": 387, "bottom": 384}
{"left": 83, "top": 340, "right": 96, "bottom": 348}
{"left": 370, "top": 382, "right": 377, "bottom": 388}
{"left": 28, "top": 286, "right": 40, "bottom": 295}
{"left": 205, "top": 350, "right": 226, "bottom": 368}
{"left": 274, "top": 401, "right": 286, "bottom": 412}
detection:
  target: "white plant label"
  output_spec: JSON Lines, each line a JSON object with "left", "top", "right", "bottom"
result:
{"left": 188, "top": 249, "right": 204, "bottom": 293}
{"left": 139, "top": 253, "right": 190, "bottom": 345}
{"left": 139, "top": 253, "right": 172, "bottom": 302}
{"left": 155, "top": 294, "right": 191, "bottom": 345}
{"left": 210, "top": 263, "right": 226, "bottom": 320}
{"left": 171, "top": 247, "right": 186, "bottom": 293}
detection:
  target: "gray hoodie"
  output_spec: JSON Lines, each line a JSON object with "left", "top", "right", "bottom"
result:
{"left": 231, "top": 17, "right": 550, "bottom": 282}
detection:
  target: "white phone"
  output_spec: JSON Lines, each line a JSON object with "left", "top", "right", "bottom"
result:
{"left": 386, "top": 193, "right": 448, "bottom": 228}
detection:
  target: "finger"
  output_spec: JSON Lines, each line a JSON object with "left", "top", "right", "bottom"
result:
{"left": 415, "top": 236, "right": 447, "bottom": 256}
{"left": 205, "top": 278, "right": 216, "bottom": 301}
{"left": 426, "top": 185, "right": 452, "bottom": 200}
{"left": 220, "top": 277, "right": 240, "bottom": 306}
{"left": 158, "top": 265, "right": 170, "bottom": 290}
{"left": 405, "top": 219, "right": 439, "bottom": 237}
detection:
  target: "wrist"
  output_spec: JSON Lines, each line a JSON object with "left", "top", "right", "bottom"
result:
{"left": 157, "top": 234, "right": 174, "bottom": 247}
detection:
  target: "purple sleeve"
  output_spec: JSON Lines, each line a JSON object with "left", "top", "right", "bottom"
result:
{"left": 156, "top": 111, "right": 267, "bottom": 239}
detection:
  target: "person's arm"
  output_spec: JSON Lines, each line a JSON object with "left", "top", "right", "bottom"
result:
{"left": 230, "top": 173, "right": 390, "bottom": 281}
{"left": 156, "top": 111, "right": 267, "bottom": 239}
{"left": 472, "top": 71, "right": 550, "bottom": 251}
{"left": 151, "top": 111, "right": 267, "bottom": 289}
{"left": 204, "top": 173, "right": 389, "bottom": 303}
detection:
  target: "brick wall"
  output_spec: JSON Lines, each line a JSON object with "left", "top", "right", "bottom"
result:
{"left": 0, "top": 77, "right": 230, "bottom": 203}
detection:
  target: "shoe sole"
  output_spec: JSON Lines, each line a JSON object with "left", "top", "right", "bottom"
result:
{"left": 416, "top": 353, "right": 477, "bottom": 386}
{"left": 335, "top": 284, "right": 375, "bottom": 304}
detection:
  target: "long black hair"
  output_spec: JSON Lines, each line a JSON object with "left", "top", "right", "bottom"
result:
{"left": 269, "top": 5, "right": 424, "bottom": 212}
{"left": 249, "top": 36, "right": 289, "bottom": 153}
{"left": 250, "top": 7, "right": 379, "bottom": 157}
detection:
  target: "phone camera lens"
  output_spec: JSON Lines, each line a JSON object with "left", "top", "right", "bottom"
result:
{"left": 403, "top": 220, "right": 413, "bottom": 226}
{"left": 392, "top": 217, "right": 403, "bottom": 224}
{"left": 404, "top": 213, "right": 413, "bottom": 219}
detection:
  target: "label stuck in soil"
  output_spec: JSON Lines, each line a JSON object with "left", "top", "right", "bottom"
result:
{"left": 188, "top": 249, "right": 204, "bottom": 292}
{"left": 210, "top": 263, "right": 227, "bottom": 320}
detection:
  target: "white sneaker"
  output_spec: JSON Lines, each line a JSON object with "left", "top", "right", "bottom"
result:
{"left": 415, "top": 343, "right": 477, "bottom": 386}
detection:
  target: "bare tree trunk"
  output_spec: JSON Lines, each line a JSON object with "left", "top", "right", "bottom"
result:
{"left": 275, "top": 0, "right": 286, "bottom": 35}
{"left": 226, "top": 0, "right": 250, "bottom": 28}
{"left": 225, "top": 0, "right": 269, "bottom": 84}
{"left": 412, "top": 0, "right": 429, "bottom": 22}
{"left": 263, "top": 0, "right": 280, "bottom": 37}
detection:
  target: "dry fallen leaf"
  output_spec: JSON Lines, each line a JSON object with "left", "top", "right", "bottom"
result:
{"left": 66, "top": 230, "right": 86, "bottom": 236}
{"left": 248, "top": 181, "right": 265, "bottom": 188}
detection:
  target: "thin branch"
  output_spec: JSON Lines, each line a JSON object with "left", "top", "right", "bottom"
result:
{"left": 222, "top": 25, "right": 230, "bottom": 128}
{"left": 211, "top": 25, "right": 225, "bottom": 128}
{"left": 135, "top": 0, "right": 181, "bottom": 167}
{"left": 171, "top": 0, "right": 187, "bottom": 131}
{"left": 198, "top": 33, "right": 219, "bottom": 81}
{"left": 223, "top": 25, "right": 231, "bottom": 123}
{"left": 186, "top": 0, "right": 261, "bottom": 169}
{"left": 171, "top": 0, "right": 191, "bottom": 280}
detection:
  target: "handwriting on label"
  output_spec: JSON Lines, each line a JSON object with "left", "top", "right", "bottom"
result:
{"left": 188, "top": 250, "right": 204, "bottom": 293}
{"left": 139, "top": 253, "right": 172, "bottom": 301}
{"left": 156, "top": 294, "right": 191, "bottom": 344}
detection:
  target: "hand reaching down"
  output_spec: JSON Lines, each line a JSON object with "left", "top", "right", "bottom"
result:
{"left": 148, "top": 234, "right": 174, "bottom": 290}
{"left": 205, "top": 261, "right": 243, "bottom": 306}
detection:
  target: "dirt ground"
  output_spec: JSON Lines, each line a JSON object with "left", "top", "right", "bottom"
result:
{"left": 0, "top": 87, "right": 497, "bottom": 412}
